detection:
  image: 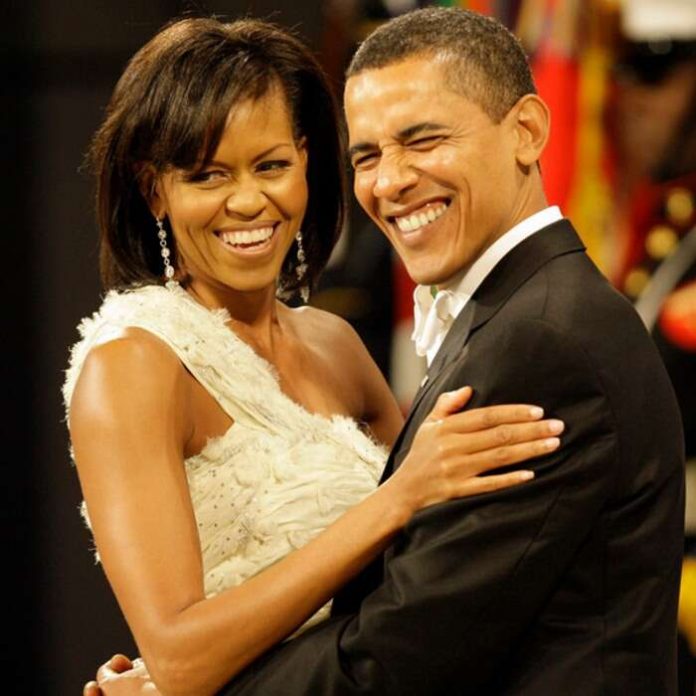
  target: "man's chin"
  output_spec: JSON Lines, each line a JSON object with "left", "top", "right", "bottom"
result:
{"left": 404, "top": 265, "right": 454, "bottom": 288}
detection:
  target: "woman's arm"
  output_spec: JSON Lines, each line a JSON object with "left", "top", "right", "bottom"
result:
{"left": 72, "top": 330, "right": 559, "bottom": 696}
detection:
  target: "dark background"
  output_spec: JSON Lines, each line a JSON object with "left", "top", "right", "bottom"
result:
{"left": 6, "top": 1, "right": 693, "bottom": 693}
{"left": 3, "top": 2, "right": 328, "bottom": 693}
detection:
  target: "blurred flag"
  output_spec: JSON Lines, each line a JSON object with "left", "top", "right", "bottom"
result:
{"left": 517, "top": 0, "right": 617, "bottom": 275}
{"left": 436, "top": 0, "right": 495, "bottom": 11}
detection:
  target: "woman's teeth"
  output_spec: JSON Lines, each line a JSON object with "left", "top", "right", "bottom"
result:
{"left": 219, "top": 226, "right": 274, "bottom": 247}
{"left": 395, "top": 203, "right": 447, "bottom": 232}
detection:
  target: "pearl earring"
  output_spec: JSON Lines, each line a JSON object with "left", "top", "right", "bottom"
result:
{"left": 275, "top": 230, "right": 310, "bottom": 303}
{"left": 295, "top": 229, "right": 309, "bottom": 303}
{"left": 156, "top": 217, "right": 176, "bottom": 283}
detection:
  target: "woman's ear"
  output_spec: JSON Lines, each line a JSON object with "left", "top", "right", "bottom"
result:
{"left": 511, "top": 94, "right": 550, "bottom": 167}
{"left": 296, "top": 135, "right": 308, "bottom": 170}
{"left": 136, "top": 164, "right": 166, "bottom": 219}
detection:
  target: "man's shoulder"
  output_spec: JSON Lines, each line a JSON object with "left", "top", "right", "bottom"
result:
{"left": 506, "top": 249, "right": 647, "bottom": 344}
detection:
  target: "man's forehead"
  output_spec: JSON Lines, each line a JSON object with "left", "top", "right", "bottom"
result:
{"left": 345, "top": 55, "right": 447, "bottom": 99}
{"left": 346, "top": 49, "right": 456, "bottom": 84}
{"left": 344, "top": 66, "right": 471, "bottom": 143}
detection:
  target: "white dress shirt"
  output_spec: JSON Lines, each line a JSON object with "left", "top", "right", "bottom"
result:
{"left": 412, "top": 206, "right": 563, "bottom": 366}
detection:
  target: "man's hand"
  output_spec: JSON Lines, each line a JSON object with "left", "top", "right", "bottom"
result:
{"left": 83, "top": 655, "right": 158, "bottom": 695}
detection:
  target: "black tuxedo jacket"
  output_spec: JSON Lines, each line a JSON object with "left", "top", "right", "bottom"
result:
{"left": 221, "top": 221, "right": 684, "bottom": 695}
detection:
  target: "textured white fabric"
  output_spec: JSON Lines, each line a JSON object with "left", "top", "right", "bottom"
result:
{"left": 63, "top": 283, "right": 387, "bottom": 633}
{"left": 412, "top": 206, "right": 563, "bottom": 365}
{"left": 411, "top": 286, "right": 460, "bottom": 365}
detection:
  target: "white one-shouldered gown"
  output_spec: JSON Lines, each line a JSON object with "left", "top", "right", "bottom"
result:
{"left": 63, "top": 283, "right": 388, "bottom": 632}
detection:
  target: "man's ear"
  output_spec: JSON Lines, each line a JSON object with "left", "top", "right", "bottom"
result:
{"left": 510, "top": 94, "right": 550, "bottom": 167}
{"left": 136, "top": 164, "right": 166, "bottom": 219}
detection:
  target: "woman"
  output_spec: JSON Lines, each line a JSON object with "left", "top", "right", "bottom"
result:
{"left": 67, "top": 17, "right": 563, "bottom": 696}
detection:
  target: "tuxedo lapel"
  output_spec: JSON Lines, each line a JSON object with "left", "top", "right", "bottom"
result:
{"left": 380, "top": 220, "right": 585, "bottom": 483}
{"left": 432, "top": 219, "right": 584, "bottom": 375}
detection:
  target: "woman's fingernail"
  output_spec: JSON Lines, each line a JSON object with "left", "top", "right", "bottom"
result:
{"left": 547, "top": 419, "right": 564, "bottom": 434}
{"left": 530, "top": 406, "right": 544, "bottom": 418}
{"left": 545, "top": 437, "right": 560, "bottom": 449}
{"left": 519, "top": 470, "right": 535, "bottom": 480}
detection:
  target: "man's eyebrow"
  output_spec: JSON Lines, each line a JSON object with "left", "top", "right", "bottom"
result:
{"left": 398, "top": 122, "right": 447, "bottom": 140}
{"left": 348, "top": 122, "right": 447, "bottom": 160}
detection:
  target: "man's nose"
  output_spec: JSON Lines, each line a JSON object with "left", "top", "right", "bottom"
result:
{"left": 224, "top": 177, "right": 266, "bottom": 218}
{"left": 372, "top": 151, "right": 418, "bottom": 200}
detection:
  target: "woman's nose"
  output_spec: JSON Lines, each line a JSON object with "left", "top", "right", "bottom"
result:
{"left": 224, "top": 179, "right": 266, "bottom": 218}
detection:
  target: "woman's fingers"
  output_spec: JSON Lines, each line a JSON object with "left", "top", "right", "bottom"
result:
{"left": 455, "top": 435, "right": 561, "bottom": 478}
{"left": 84, "top": 681, "right": 102, "bottom": 696}
{"left": 96, "top": 654, "right": 133, "bottom": 682}
{"left": 442, "top": 403, "right": 546, "bottom": 434}
{"left": 109, "top": 655, "right": 134, "bottom": 672}
{"left": 401, "top": 393, "right": 565, "bottom": 511}
{"left": 425, "top": 387, "right": 473, "bottom": 422}
{"left": 446, "top": 435, "right": 563, "bottom": 497}
{"left": 457, "top": 469, "right": 536, "bottom": 496}
{"left": 444, "top": 418, "right": 565, "bottom": 457}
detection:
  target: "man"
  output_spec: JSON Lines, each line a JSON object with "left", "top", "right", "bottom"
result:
{"left": 92, "top": 8, "right": 684, "bottom": 694}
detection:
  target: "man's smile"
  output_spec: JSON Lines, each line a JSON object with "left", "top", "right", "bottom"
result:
{"left": 390, "top": 200, "right": 450, "bottom": 233}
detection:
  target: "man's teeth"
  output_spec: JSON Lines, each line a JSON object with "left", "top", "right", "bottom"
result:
{"left": 220, "top": 227, "right": 274, "bottom": 246}
{"left": 395, "top": 204, "right": 447, "bottom": 232}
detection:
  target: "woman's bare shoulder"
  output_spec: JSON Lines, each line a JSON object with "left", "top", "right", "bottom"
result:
{"left": 79, "top": 327, "right": 182, "bottom": 381}
{"left": 286, "top": 304, "right": 400, "bottom": 435}
{"left": 70, "top": 327, "right": 186, "bottom": 423}
{"left": 289, "top": 305, "right": 365, "bottom": 355}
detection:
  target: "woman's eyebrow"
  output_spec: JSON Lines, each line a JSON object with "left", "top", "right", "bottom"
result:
{"left": 204, "top": 143, "right": 295, "bottom": 168}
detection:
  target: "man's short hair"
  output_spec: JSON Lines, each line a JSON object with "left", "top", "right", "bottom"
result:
{"left": 347, "top": 7, "right": 536, "bottom": 123}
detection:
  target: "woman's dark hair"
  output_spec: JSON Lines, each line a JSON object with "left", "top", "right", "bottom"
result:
{"left": 89, "top": 17, "right": 345, "bottom": 293}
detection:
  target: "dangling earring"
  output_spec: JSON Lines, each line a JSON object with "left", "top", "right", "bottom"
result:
{"left": 295, "top": 229, "right": 309, "bottom": 303}
{"left": 156, "top": 217, "right": 176, "bottom": 284}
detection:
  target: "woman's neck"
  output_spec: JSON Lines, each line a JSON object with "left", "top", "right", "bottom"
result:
{"left": 184, "top": 279, "right": 285, "bottom": 357}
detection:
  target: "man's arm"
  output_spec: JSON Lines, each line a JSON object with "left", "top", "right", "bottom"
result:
{"left": 220, "top": 319, "right": 620, "bottom": 695}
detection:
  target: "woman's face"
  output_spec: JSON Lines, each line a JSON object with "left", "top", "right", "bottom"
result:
{"left": 153, "top": 85, "right": 308, "bottom": 300}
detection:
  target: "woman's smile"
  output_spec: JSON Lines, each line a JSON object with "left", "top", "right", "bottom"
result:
{"left": 214, "top": 222, "right": 280, "bottom": 256}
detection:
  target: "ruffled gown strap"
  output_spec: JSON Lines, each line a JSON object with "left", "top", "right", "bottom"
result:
{"left": 63, "top": 284, "right": 288, "bottom": 431}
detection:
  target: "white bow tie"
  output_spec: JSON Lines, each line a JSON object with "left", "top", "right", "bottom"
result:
{"left": 412, "top": 289, "right": 460, "bottom": 363}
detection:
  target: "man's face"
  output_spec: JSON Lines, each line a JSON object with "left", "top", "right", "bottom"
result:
{"left": 345, "top": 56, "right": 524, "bottom": 287}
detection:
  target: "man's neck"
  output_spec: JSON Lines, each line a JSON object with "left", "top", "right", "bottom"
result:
{"left": 434, "top": 205, "right": 561, "bottom": 294}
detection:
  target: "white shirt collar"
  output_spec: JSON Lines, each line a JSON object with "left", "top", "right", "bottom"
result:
{"left": 412, "top": 206, "right": 563, "bottom": 366}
